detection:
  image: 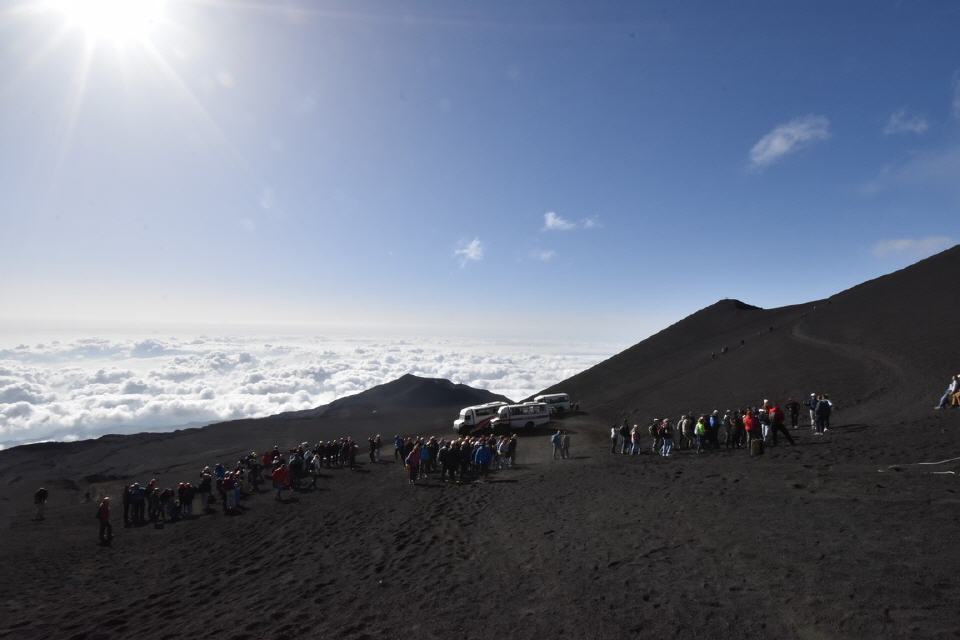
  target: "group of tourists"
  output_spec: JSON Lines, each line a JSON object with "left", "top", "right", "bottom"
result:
{"left": 87, "top": 439, "right": 370, "bottom": 544}
{"left": 611, "top": 393, "right": 835, "bottom": 458}
{"left": 81, "top": 430, "right": 529, "bottom": 543}
{"left": 399, "top": 434, "right": 519, "bottom": 484}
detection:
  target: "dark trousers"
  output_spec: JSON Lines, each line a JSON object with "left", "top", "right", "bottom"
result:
{"left": 772, "top": 423, "right": 795, "bottom": 445}
{"left": 99, "top": 521, "right": 113, "bottom": 542}
{"left": 790, "top": 413, "right": 799, "bottom": 428}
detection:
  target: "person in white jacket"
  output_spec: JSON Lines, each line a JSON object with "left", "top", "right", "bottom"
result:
{"left": 935, "top": 375, "right": 958, "bottom": 410}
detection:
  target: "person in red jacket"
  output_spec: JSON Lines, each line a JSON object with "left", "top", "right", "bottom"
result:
{"left": 97, "top": 497, "right": 113, "bottom": 544}
{"left": 769, "top": 403, "right": 795, "bottom": 446}
{"left": 743, "top": 409, "right": 760, "bottom": 446}
{"left": 271, "top": 463, "right": 290, "bottom": 501}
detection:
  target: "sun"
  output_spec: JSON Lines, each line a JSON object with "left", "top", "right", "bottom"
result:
{"left": 47, "top": 0, "right": 165, "bottom": 44}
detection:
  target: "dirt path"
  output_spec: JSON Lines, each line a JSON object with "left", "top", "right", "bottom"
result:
{"left": 790, "top": 321, "right": 908, "bottom": 384}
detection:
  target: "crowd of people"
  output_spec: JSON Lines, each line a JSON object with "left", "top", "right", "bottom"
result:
{"left": 87, "top": 439, "right": 370, "bottom": 544}
{"left": 611, "top": 393, "right": 835, "bottom": 458}
{"left": 398, "top": 434, "right": 520, "bottom": 484}
{"left": 79, "top": 431, "right": 530, "bottom": 544}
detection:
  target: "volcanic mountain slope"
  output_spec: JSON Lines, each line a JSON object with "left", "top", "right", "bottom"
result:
{"left": 3, "top": 255, "right": 960, "bottom": 640}
{"left": 541, "top": 244, "right": 960, "bottom": 426}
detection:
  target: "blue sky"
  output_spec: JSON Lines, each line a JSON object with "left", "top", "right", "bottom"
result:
{"left": 1, "top": 0, "right": 959, "bottom": 343}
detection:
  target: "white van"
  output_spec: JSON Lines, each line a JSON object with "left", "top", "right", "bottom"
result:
{"left": 453, "top": 401, "right": 509, "bottom": 434}
{"left": 491, "top": 402, "right": 551, "bottom": 429}
{"left": 533, "top": 393, "right": 571, "bottom": 414}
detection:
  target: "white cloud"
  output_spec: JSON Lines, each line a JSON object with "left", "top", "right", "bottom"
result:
{"left": 542, "top": 211, "right": 602, "bottom": 231}
{"left": 0, "top": 335, "right": 615, "bottom": 448}
{"left": 749, "top": 115, "right": 830, "bottom": 169}
{"left": 454, "top": 237, "right": 484, "bottom": 267}
{"left": 543, "top": 211, "right": 576, "bottom": 231}
{"left": 533, "top": 249, "right": 556, "bottom": 262}
{"left": 872, "top": 236, "right": 954, "bottom": 259}
{"left": 883, "top": 110, "right": 929, "bottom": 135}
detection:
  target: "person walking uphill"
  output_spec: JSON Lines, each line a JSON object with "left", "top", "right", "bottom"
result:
{"left": 96, "top": 497, "right": 113, "bottom": 544}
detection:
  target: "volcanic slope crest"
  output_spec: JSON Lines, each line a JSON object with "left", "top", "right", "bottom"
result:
{"left": 540, "top": 245, "right": 960, "bottom": 427}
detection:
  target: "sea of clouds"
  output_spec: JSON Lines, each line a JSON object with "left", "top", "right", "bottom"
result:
{"left": 0, "top": 334, "right": 616, "bottom": 448}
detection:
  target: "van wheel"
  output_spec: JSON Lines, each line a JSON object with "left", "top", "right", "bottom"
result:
{"left": 525, "top": 422, "right": 534, "bottom": 429}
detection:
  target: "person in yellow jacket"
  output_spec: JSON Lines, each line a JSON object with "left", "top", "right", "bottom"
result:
{"left": 694, "top": 416, "right": 707, "bottom": 454}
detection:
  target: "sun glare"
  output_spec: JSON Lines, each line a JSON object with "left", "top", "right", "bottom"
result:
{"left": 48, "top": 0, "right": 165, "bottom": 43}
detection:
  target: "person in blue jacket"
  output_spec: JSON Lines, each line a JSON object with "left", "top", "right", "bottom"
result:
{"left": 550, "top": 430, "right": 563, "bottom": 460}
{"left": 473, "top": 439, "right": 494, "bottom": 479}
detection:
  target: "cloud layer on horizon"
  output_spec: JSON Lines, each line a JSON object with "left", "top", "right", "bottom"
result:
{"left": 0, "top": 334, "right": 613, "bottom": 448}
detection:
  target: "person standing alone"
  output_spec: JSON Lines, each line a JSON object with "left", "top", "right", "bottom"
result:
{"left": 96, "top": 497, "right": 113, "bottom": 544}
{"left": 33, "top": 487, "right": 48, "bottom": 521}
